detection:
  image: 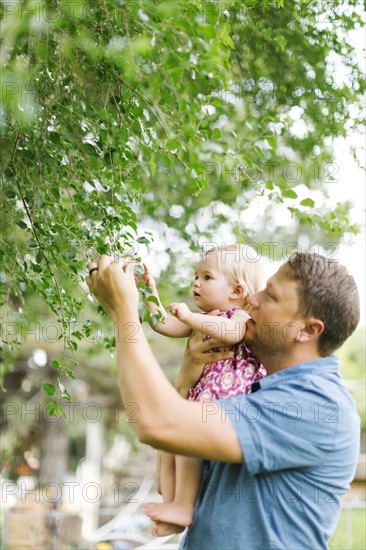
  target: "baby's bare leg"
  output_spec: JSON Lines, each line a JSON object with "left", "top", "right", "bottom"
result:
{"left": 145, "top": 455, "right": 201, "bottom": 527}
{"left": 157, "top": 450, "right": 176, "bottom": 502}
{"left": 145, "top": 450, "right": 177, "bottom": 534}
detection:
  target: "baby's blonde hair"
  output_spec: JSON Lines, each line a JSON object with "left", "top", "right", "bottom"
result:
{"left": 204, "top": 244, "right": 265, "bottom": 300}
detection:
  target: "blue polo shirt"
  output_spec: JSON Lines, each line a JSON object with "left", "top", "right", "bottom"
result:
{"left": 181, "top": 356, "right": 360, "bottom": 550}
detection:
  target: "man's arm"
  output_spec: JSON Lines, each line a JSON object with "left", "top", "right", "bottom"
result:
{"left": 86, "top": 257, "right": 243, "bottom": 463}
{"left": 156, "top": 332, "right": 236, "bottom": 493}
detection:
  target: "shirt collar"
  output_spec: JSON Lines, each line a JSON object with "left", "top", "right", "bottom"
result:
{"left": 258, "top": 355, "right": 340, "bottom": 389}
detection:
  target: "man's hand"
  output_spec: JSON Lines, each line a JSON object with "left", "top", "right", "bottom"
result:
{"left": 167, "top": 302, "right": 191, "bottom": 322}
{"left": 175, "top": 326, "right": 234, "bottom": 398}
{"left": 86, "top": 256, "right": 139, "bottom": 321}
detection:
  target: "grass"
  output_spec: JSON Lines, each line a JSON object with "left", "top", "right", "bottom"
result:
{"left": 329, "top": 507, "right": 366, "bottom": 550}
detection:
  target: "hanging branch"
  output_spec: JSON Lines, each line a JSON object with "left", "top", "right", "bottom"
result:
{"left": 10, "top": 134, "right": 68, "bottom": 349}
{"left": 101, "top": 63, "right": 171, "bottom": 137}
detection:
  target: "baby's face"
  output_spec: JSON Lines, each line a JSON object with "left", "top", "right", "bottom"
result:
{"left": 192, "top": 254, "right": 235, "bottom": 312}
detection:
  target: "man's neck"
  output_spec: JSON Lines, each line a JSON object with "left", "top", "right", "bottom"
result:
{"left": 258, "top": 348, "right": 322, "bottom": 376}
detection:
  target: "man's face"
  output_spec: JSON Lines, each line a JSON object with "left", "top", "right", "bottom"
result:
{"left": 244, "top": 266, "right": 304, "bottom": 355}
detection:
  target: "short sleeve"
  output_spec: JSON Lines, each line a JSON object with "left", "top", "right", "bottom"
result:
{"left": 219, "top": 381, "right": 340, "bottom": 475}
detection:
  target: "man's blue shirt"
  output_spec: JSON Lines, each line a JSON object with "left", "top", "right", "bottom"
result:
{"left": 182, "top": 356, "right": 360, "bottom": 550}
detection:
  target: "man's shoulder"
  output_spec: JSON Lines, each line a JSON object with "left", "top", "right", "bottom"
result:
{"left": 220, "top": 358, "right": 359, "bottom": 429}
{"left": 219, "top": 360, "right": 360, "bottom": 478}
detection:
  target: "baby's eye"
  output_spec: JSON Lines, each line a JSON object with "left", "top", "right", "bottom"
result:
{"left": 204, "top": 275, "right": 212, "bottom": 280}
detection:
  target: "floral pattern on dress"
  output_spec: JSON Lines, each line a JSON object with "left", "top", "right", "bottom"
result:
{"left": 188, "top": 308, "right": 266, "bottom": 403}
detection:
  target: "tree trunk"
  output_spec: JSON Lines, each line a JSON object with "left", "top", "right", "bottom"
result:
{"left": 39, "top": 415, "right": 68, "bottom": 498}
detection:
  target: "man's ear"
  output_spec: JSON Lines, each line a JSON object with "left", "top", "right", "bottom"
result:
{"left": 295, "top": 318, "right": 325, "bottom": 343}
{"left": 230, "top": 284, "right": 244, "bottom": 300}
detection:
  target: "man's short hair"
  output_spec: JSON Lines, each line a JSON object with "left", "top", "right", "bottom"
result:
{"left": 283, "top": 252, "right": 360, "bottom": 356}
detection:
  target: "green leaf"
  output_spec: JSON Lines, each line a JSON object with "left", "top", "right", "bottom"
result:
{"left": 300, "top": 198, "right": 315, "bottom": 208}
{"left": 52, "top": 360, "right": 61, "bottom": 370}
{"left": 62, "top": 390, "right": 72, "bottom": 402}
{"left": 150, "top": 314, "right": 161, "bottom": 328}
{"left": 97, "top": 305, "right": 107, "bottom": 316}
{"left": 46, "top": 401, "right": 66, "bottom": 418}
{"left": 36, "top": 250, "right": 44, "bottom": 263}
{"left": 143, "top": 310, "right": 151, "bottom": 323}
{"left": 282, "top": 189, "right": 298, "bottom": 199}
{"left": 43, "top": 383, "right": 56, "bottom": 396}
{"left": 133, "top": 263, "right": 145, "bottom": 276}
{"left": 16, "top": 220, "right": 28, "bottom": 229}
{"left": 136, "top": 236, "right": 150, "bottom": 245}
{"left": 147, "top": 295, "right": 159, "bottom": 306}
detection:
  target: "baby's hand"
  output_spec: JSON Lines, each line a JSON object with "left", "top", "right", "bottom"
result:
{"left": 141, "top": 263, "right": 156, "bottom": 290}
{"left": 167, "top": 302, "right": 191, "bottom": 322}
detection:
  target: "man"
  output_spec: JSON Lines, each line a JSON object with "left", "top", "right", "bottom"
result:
{"left": 86, "top": 252, "right": 360, "bottom": 549}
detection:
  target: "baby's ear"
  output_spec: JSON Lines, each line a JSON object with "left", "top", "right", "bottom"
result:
{"left": 230, "top": 284, "right": 244, "bottom": 299}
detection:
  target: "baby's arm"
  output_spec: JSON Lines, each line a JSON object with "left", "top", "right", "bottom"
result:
{"left": 168, "top": 303, "right": 249, "bottom": 344}
{"left": 142, "top": 265, "right": 192, "bottom": 338}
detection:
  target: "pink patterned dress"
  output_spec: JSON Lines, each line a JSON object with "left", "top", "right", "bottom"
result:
{"left": 188, "top": 308, "right": 266, "bottom": 403}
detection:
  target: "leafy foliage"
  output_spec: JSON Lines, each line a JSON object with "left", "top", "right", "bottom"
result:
{"left": 1, "top": 0, "right": 365, "bottom": 405}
